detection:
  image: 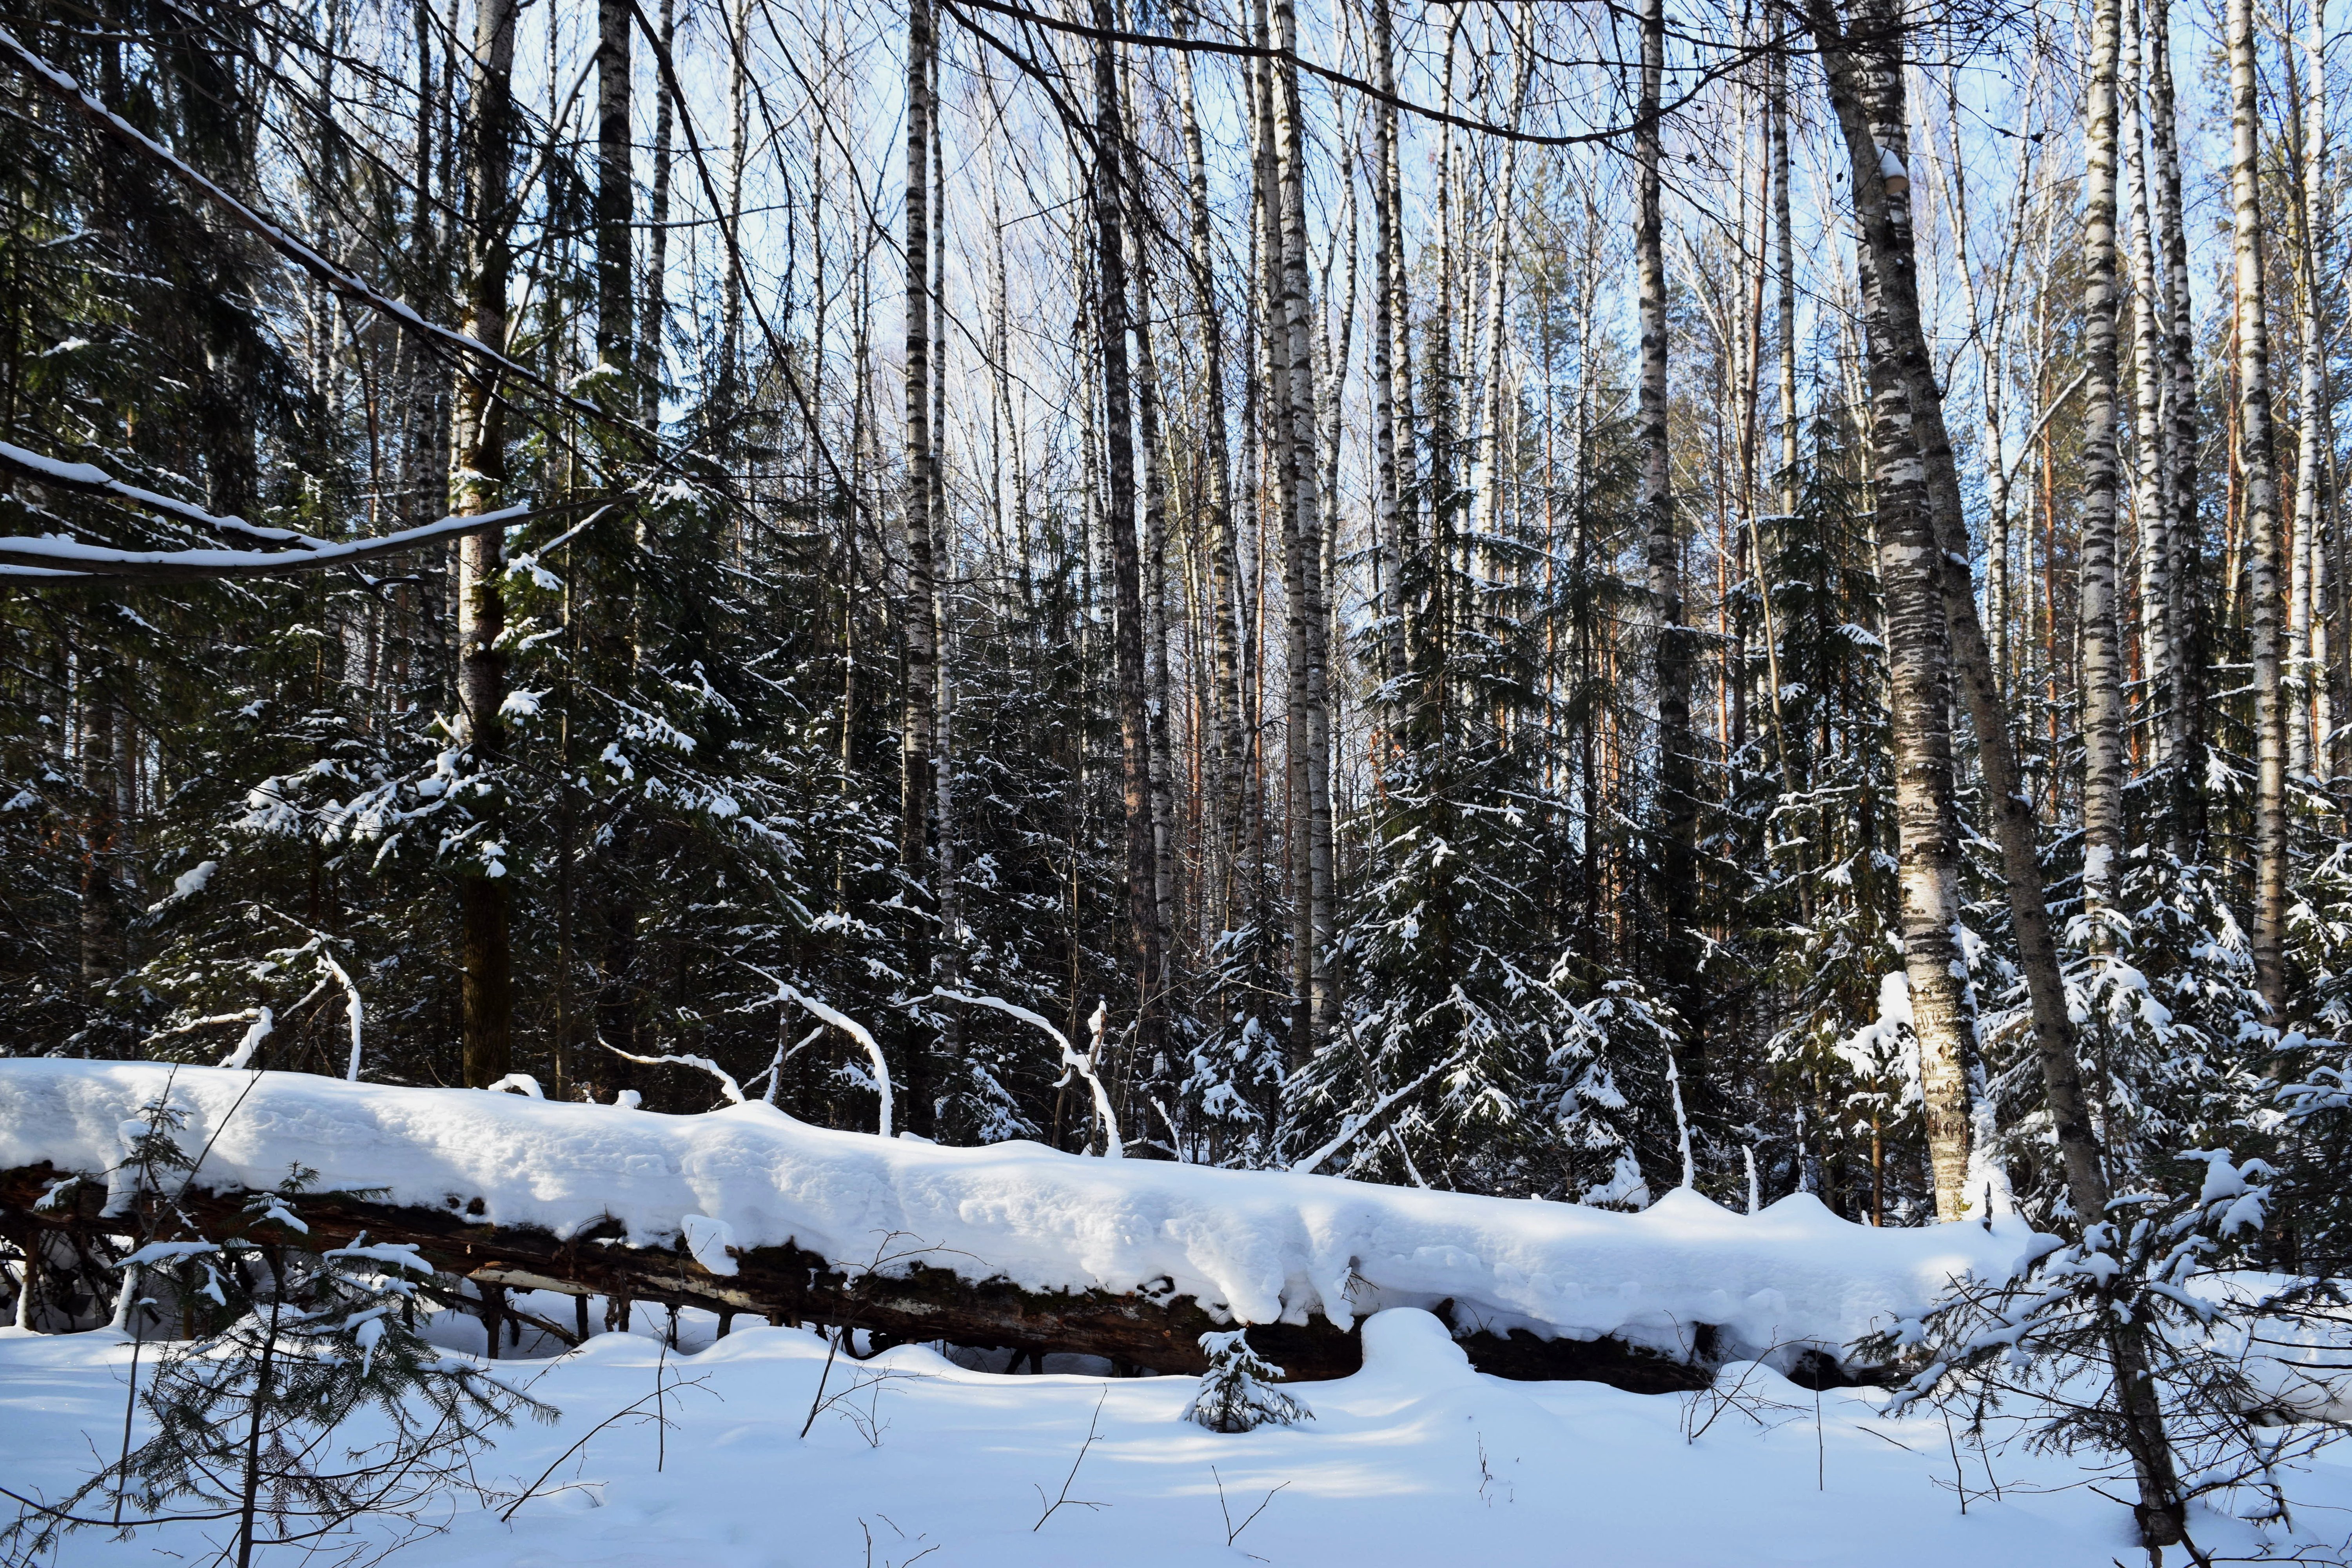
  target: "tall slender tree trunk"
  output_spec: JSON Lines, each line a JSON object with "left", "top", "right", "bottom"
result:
{"left": 2228, "top": 0, "right": 2291, "bottom": 1016}
{"left": 594, "top": 0, "right": 632, "bottom": 379}
{"left": 1272, "top": 0, "right": 1334, "bottom": 1045}
{"left": 2078, "top": 0, "right": 2127, "bottom": 923}
{"left": 2123, "top": 3, "right": 2174, "bottom": 784}
{"left": 2289, "top": 3, "right": 2330, "bottom": 785}
{"left": 642, "top": 0, "right": 676, "bottom": 415}
{"left": 717, "top": 0, "right": 751, "bottom": 425}
{"left": 1817, "top": 69, "right": 1976, "bottom": 1227}
{"left": 1807, "top": 0, "right": 2187, "bottom": 1541}
{"left": 1252, "top": 0, "right": 1330, "bottom": 1059}
{"left": 79, "top": 666, "right": 122, "bottom": 1003}
{"left": 1122, "top": 41, "right": 1178, "bottom": 989}
{"left": 450, "top": 0, "right": 519, "bottom": 1089}
{"left": 899, "top": 0, "right": 942, "bottom": 1131}
{"left": 1175, "top": 5, "right": 1244, "bottom": 926}
{"left": 2145, "top": 0, "right": 2202, "bottom": 848}
{"left": 1636, "top": 0, "right": 1697, "bottom": 1058}
{"left": 1774, "top": 42, "right": 1798, "bottom": 524}
{"left": 1092, "top": 0, "right": 1161, "bottom": 1070}
{"left": 1370, "top": 0, "right": 1407, "bottom": 745}
{"left": 1473, "top": 5, "right": 1533, "bottom": 591}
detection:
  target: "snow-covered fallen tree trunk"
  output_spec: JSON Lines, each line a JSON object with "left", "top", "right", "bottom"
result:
{"left": 0, "top": 1063, "right": 2039, "bottom": 1387}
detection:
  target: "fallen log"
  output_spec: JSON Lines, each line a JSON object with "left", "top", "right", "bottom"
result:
{"left": 0, "top": 1161, "right": 1715, "bottom": 1390}
{"left": 4, "top": 1064, "right": 2022, "bottom": 1389}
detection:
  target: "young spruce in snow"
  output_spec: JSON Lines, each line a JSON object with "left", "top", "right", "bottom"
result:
{"left": 2, "top": 1099, "right": 553, "bottom": 1568}
{"left": 1182, "top": 1330, "right": 1314, "bottom": 1434}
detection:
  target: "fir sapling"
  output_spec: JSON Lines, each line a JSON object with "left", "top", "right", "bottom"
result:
{"left": 1861, "top": 1150, "right": 2352, "bottom": 1551}
{"left": 1182, "top": 1330, "right": 1313, "bottom": 1434}
{"left": 2, "top": 1151, "right": 555, "bottom": 1568}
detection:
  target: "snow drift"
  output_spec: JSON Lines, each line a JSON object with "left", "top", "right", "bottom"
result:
{"left": 0, "top": 1060, "right": 2042, "bottom": 1365}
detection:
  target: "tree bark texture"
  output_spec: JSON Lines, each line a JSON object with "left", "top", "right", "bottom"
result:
{"left": 2228, "top": 0, "right": 2290, "bottom": 1015}
{"left": 450, "top": 0, "right": 519, "bottom": 1089}
{"left": 2076, "top": 0, "right": 2126, "bottom": 922}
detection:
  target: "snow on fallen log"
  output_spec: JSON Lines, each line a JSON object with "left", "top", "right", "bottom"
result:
{"left": 0, "top": 1061, "right": 2041, "bottom": 1379}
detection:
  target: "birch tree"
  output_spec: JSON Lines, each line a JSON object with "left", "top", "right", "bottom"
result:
{"left": 450, "top": 0, "right": 521, "bottom": 1089}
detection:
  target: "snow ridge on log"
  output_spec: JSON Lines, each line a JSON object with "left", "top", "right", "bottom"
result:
{"left": 0, "top": 1062, "right": 2037, "bottom": 1373}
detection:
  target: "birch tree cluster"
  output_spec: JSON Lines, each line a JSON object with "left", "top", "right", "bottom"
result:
{"left": 4, "top": 0, "right": 2352, "bottom": 1257}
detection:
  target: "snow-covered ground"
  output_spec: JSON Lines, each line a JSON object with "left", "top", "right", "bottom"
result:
{"left": 7, "top": 1303, "right": 2345, "bottom": 1567}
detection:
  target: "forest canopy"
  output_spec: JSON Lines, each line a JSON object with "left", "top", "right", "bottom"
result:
{"left": 2, "top": 0, "right": 2348, "bottom": 1263}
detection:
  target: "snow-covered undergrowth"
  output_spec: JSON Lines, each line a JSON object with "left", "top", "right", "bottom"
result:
{"left": 0, "top": 1061, "right": 2034, "bottom": 1364}
{"left": 8, "top": 1303, "right": 2345, "bottom": 1566}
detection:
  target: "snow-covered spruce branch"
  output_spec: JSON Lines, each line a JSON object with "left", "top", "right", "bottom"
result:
{"left": 0, "top": 439, "right": 329, "bottom": 547}
{"left": 0, "top": 502, "right": 543, "bottom": 582}
{"left": 744, "top": 967, "right": 891, "bottom": 1136}
{"left": 930, "top": 989, "right": 1121, "bottom": 1158}
{"left": 1290, "top": 1053, "right": 1468, "bottom": 1175}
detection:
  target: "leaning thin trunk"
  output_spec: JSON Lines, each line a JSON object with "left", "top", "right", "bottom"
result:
{"left": 1807, "top": 0, "right": 2189, "bottom": 1543}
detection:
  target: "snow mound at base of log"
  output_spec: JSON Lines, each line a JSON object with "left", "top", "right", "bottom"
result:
{"left": 0, "top": 1061, "right": 2042, "bottom": 1362}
